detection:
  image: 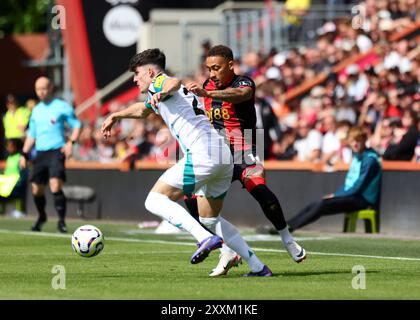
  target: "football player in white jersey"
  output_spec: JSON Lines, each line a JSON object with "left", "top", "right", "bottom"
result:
{"left": 101, "top": 49, "right": 272, "bottom": 276}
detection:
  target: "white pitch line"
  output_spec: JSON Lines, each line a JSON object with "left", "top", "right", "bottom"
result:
{"left": 251, "top": 247, "right": 420, "bottom": 262}
{"left": 175, "top": 234, "right": 335, "bottom": 242}
{"left": 1, "top": 229, "right": 420, "bottom": 262}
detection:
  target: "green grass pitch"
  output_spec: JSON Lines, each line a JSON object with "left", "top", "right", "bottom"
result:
{"left": 1, "top": 217, "right": 420, "bottom": 299}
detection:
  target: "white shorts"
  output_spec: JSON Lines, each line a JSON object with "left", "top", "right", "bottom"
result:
{"left": 159, "top": 136, "right": 233, "bottom": 198}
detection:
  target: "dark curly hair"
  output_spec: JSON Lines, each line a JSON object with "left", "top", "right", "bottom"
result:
{"left": 207, "top": 45, "right": 234, "bottom": 61}
{"left": 129, "top": 48, "right": 166, "bottom": 72}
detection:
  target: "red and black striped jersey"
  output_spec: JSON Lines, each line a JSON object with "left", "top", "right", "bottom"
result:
{"left": 203, "top": 75, "right": 257, "bottom": 152}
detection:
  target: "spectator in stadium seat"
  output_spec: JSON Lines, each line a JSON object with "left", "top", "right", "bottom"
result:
{"left": 383, "top": 110, "right": 420, "bottom": 161}
{"left": 414, "top": 120, "right": 420, "bottom": 162}
{"left": 147, "top": 127, "right": 178, "bottom": 164}
{"left": 282, "top": 0, "right": 312, "bottom": 42}
{"left": 254, "top": 96, "right": 283, "bottom": 159}
{"left": 405, "top": 0, "right": 418, "bottom": 21}
{"left": 129, "top": 121, "right": 153, "bottom": 161}
{"left": 384, "top": 40, "right": 412, "bottom": 73}
{"left": 73, "top": 124, "right": 97, "bottom": 161}
{"left": 321, "top": 118, "right": 353, "bottom": 166}
{"left": 335, "top": 98, "right": 357, "bottom": 125}
{"left": 319, "top": 95, "right": 335, "bottom": 117}
{"left": 294, "top": 118, "right": 322, "bottom": 162}
{"left": 274, "top": 127, "right": 297, "bottom": 160}
{"left": 361, "top": 92, "right": 390, "bottom": 129}
{"left": 91, "top": 129, "right": 115, "bottom": 163}
{"left": 384, "top": 88, "right": 403, "bottom": 119}
{"left": 355, "top": 28, "right": 373, "bottom": 53}
{"left": 200, "top": 39, "right": 211, "bottom": 66}
{"left": 2, "top": 94, "right": 31, "bottom": 141}
{"left": 114, "top": 139, "right": 133, "bottom": 162}
{"left": 242, "top": 52, "right": 263, "bottom": 79}
{"left": 346, "top": 64, "right": 369, "bottom": 103}
{"left": 0, "top": 139, "right": 28, "bottom": 218}
{"left": 368, "top": 117, "right": 394, "bottom": 156}
{"left": 287, "top": 126, "right": 382, "bottom": 232}
{"left": 389, "top": 0, "right": 405, "bottom": 20}
{"left": 305, "top": 47, "right": 325, "bottom": 74}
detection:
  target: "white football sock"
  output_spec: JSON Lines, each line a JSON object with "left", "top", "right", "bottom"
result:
{"left": 145, "top": 192, "right": 212, "bottom": 242}
{"left": 200, "top": 216, "right": 265, "bottom": 273}
{"left": 278, "top": 227, "right": 294, "bottom": 244}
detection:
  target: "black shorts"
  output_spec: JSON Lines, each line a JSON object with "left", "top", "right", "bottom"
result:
{"left": 231, "top": 146, "right": 262, "bottom": 186}
{"left": 30, "top": 149, "right": 66, "bottom": 185}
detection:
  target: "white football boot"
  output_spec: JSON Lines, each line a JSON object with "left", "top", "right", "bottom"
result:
{"left": 285, "top": 240, "right": 307, "bottom": 263}
{"left": 209, "top": 251, "right": 243, "bottom": 277}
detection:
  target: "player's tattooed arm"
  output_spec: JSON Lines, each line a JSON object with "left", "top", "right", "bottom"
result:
{"left": 101, "top": 102, "right": 151, "bottom": 139}
{"left": 206, "top": 86, "right": 253, "bottom": 103}
{"left": 188, "top": 84, "right": 253, "bottom": 104}
{"left": 150, "top": 77, "right": 181, "bottom": 107}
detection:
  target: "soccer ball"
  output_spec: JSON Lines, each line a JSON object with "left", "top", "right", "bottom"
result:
{"left": 71, "top": 225, "right": 104, "bottom": 258}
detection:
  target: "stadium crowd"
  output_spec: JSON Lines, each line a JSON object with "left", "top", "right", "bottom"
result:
{"left": 2, "top": 0, "right": 419, "bottom": 166}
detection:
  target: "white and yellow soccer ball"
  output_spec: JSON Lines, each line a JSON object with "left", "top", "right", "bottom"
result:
{"left": 71, "top": 225, "right": 104, "bottom": 258}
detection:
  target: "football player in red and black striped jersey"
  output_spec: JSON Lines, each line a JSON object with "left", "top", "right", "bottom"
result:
{"left": 185, "top": 45, "right": 307, "bottom": 276}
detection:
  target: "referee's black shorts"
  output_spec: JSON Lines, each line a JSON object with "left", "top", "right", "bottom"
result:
{"left": 30, "top": 149, "right": 66, "bottom": 185}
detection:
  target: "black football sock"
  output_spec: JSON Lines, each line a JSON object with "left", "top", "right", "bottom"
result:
{"left": 184, "top": 196, "right": 199, "bottom": 221}
{"left": 249, "top": 184, "right": 287, "bottom": 230}
{"left": 53, "top": 191, "right": 67, "bottom": 223}
{"left": 33, "top": 195, "right": 47, "bottom": 222}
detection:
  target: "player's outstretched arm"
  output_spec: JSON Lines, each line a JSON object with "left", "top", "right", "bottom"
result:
{"left": 101, "top": 102, "right": 151, "bottom": 139}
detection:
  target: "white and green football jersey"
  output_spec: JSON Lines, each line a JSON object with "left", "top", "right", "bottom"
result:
{"left": 145, "top": 73, "right": 216, "bottom": 153}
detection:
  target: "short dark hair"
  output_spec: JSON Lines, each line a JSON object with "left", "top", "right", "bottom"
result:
{"left": 6, "top": 94, "right": 16, "bottom": 104}
{"left": 207, "top": 45, "right": 234, "bottom": 61}
{"left": 129, "top": 48, "right": 166, "bottom": 72}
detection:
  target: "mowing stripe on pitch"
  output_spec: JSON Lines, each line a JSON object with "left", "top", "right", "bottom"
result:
{"left": 1, "top": 229, "right": 420, "bottom": 262}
